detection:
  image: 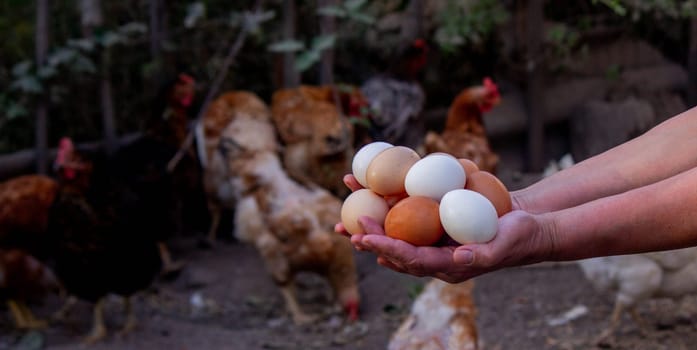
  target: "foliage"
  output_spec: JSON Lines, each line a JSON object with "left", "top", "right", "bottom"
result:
{"left": 593, "top": 0, "right": 697, "bottom": 18}
{"left": 434, "top": 0, "right": 509, "bottom": 53}
{"left": 266, "top": 0, "right": 374, "bottom": 73}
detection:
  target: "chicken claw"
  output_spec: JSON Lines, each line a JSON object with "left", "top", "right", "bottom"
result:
{"left": 83, "top": 299, "right": 107, "bottom": 345}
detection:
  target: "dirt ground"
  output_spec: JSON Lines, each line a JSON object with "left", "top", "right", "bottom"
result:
{"left": 3, "top": 161, "right": 697, "bottom": 350}
{"left": 4, "top": 234, "right": 697, "bottom": 350}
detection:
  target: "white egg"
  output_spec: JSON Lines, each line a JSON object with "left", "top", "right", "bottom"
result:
{"left": 439, "top": 189, "right": 498, "bottom": 244}
{"left": 404, "top": 154, "right": 466, "bottom": 201}
{"left": 352, "top": 142, "right": 393, "bottom": 188}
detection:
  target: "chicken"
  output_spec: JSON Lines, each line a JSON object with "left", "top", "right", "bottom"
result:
{"left": 423, "top": 77, "right": 502, "bottom": 172}
{"left": 361, "top": 38, "right": 428, "bottom": 147}
{"left": 214, "top": 110, "right": 360, "bottom": 324}
{"left": 390, "top": 79, "right": 502, "bottom": 350}
{"left": 0, "top": 173, "right": 60, "bottom": 329}
{"left": 144, "top": 72, "right": 204, "bottom": 273}
{"left": 578, "top": 248, "right": 697, "bottom": 343}
{"left": 48, "top": 138, "right": 162, "bottom": 343}
{"left": 200, "top": 91, "right": 273, "bottom": 244}
{"left": 388, "top": 280, "right": 478, "bottom": 350}
{"left": 270, "top": 85, "right": 355, "bottom": 197}
{"left": 0, "top": 248, "right": 58, "bottom": 329}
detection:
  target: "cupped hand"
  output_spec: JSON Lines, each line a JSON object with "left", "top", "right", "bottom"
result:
{"left": 351, "top": 210, "right": 555, "bottom": 283}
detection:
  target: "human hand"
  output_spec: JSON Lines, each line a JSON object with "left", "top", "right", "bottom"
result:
{"left": 352, "top": 210, "right": 554, "bottom": 283}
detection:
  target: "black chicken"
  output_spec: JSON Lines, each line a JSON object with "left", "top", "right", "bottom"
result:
{"left": 48, "top": 138, "right": 162, "bottom": 343}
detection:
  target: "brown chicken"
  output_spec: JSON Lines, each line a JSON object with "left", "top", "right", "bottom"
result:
{"left": 270, "top": 85, "right": 355, "bottom": 198}
{"left": 0, "top": 248, "right": 58, "bottom": 329}
{"left": 213, "top": 107, "right": 360, "bottom": 324}
{"left": 390, "top": 78, "right": 501, "bottom": 350}
{"left": 0, "top": 173, "right": 60, "bottom": 329}
{"left": 200, "top": 91, "right": 273, "bottom": 244}
{"left": 423, "top": 77, "right": 501, "bottom": 172}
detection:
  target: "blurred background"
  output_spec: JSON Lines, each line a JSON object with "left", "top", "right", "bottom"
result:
{"left": 2, "top": 0, "right": 697, "bottom": 349}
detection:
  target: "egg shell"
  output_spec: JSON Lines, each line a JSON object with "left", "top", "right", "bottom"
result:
{"left": 352, "top": 142, "right": 393, "bottom": 188}
{"left": 341, "top": 189, "right": 390, "bottom": 235}
{"left": 404, "top": 154, "right": 466, "bottom": 202}
{"left": 457, "top": 158, "right": 480, "bottom": 178}
{"left": 439, "top": 189, "right": 498, "bottom": 244}
{"left": 366, "top": 146, "right": 420, "bottom": 196}
{"left": 465, "top": 171, "right": 512, "bottom": 217}
{"left": 384, "top": 196, "right": 444, "bottom": 246}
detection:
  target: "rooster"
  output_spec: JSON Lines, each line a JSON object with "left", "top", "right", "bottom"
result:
{"left": 48, "top": 138, "right": 162, "bottom": 343}
{"left": 212, "top": 102, "right": 360, "bottom": 324}
{"left": 360, "top": 38, "right": 428, "bottom": 147}
{"left": 143, "top": 72, "right": 204, "bottom": 273}
{"left": 423, "top": 77, "right": 501, "bottom": 172}
{"left": 270, "top": 85, "right": 355, "bottom": 197}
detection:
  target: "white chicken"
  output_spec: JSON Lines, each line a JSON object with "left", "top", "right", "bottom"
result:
{"left": 388, "top": 279, "right": 478, "bottom": 350}
{"left": 578, "top": 248, "right": 697, "bottom": 342}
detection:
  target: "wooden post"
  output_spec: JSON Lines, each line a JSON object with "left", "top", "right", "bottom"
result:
{"left": 282, "top": 0, "right": 300, "bottom": 87}
{"left": 35, "top": 0, "right": 49, "bottom": 174}
{"left": 318, "top": 0, "right": 336, "bottom": 85}
{"left": 525, "top": 0, "right": 545, "bottom": 172}
{"left": 688, "top": 17, "right": 697, "bottom": 107}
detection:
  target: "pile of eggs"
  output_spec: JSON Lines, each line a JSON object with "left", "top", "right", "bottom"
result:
{"left": 341, "top": 142, "right": 512, "bottom": 246}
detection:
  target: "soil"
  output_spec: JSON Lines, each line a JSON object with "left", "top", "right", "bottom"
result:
{"left": 3, "top": 235, "right": 697, "bottom": 350}
{"left": 3, "top": 161, "right": 697, "bottom": 350}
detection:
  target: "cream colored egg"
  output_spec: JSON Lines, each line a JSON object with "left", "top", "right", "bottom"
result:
{"left": 439, "top": 189, "right": 498, "bottom": 244}
{"left": 352, "top": 142, "right": 393, "bottom": 188}
{"left": 366, "top": 146, "right": 420, "bottom": 196}
{"left": 341, "top": 189, "right": 390, "bottom": 235}
{"left": 404, "top": 154, "right": 466, "bottom": 202}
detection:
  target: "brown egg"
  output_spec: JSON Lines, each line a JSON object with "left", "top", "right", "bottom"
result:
{"left": 366, "top": 146, "right": 420, "bottom": 196}
{"left": 341, "top": 189, "right": 390, "bottom": 235}
{"left": 465, "top": 171, "right": 512, "bottom": 217}
{"left": 457, "top": 158, "right": 480, "bottom": 178}
{"left": 384, "top": 196, "right": 444, "bottom": 246}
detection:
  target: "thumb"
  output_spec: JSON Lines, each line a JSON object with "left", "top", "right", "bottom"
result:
{"left": 453, "top": 244, "right": 495, "bottom": 268}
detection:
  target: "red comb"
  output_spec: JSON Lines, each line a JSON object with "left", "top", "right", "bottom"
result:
{"left": 178, "top": 73, "right": 195, "bottom": 84}
{"left": 483, "top": 77, "right": 499, "bottom": 95}
{"left": 413, "top": 39, "right": 426, "bottom": 48}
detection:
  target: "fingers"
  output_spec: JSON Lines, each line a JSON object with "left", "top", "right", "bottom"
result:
{"left": 357, "top": 216, "right": 385, "bottom": 236}
{"left": 343, "top": 174, "right": 363, "bottom": 192}
{"left": 361, "top": 234, "right": 456, "bottom": 276}
{"left": 377, "top": 256, "right": 406, "bottom": 273}
{"left": 334, "top": 222, "right": 350, "bottom": 237}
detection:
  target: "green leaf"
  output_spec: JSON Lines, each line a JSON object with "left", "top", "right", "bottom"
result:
{"left": 317, "top": 5, "right": 347, "bottom": 18}
{"left": 267, "top": 39, "right": 305, "bottom": 53}
{"left": 11, "top": 61, "right": 33, "bottom": 77}
{"left": 184, "top": 2, "right": 206, "bottom": 28}
{"left": 118, "top": 22, "right": 148, "bottom": 35}
{"left": 344, "top": 0, "right": 368, "bottom": 11}
{"left": 10, "top": 76, "right": 42, "bottom": 94}
{"left": 311, "top": 34, "right": 336, "bottom": 52}
{"left": 7, "top": 103, "right": 28, "bottom": 119}
{"left": 100, "top": 31, "right": 122, "bottom": 47}
{"left": 48, "top": 48, "right": 77, "bottom": 67}
{"left": 71, "top": 55, "right": 97, "bottom": 74}
{"left": 37, "top": 65, "right": 57, "bottom": 79}
{"left": 295, "top": 50, "right": 320, "bottom": 72}
{"left": 68, "top": 38, "right": 96, "bottom": 52}
{"left": 347, "top": 11, "right": 375, "bottom": 25}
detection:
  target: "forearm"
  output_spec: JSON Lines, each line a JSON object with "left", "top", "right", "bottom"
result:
{"left": 541, "top": 165, "right": 697, "bottom": 261}
{"left": 513, "top": 107, "right": 697, "bottom": 213}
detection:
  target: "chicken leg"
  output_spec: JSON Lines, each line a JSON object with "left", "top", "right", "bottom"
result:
{"left": 7, "top": 300, "right": 47, "bottom": 329}
{"left": 205, "top": 203, "right": 222, "bottom": 247}
{"left": 118, "top": 296, "right": 137, "bottom": 337}
{"left": 595, "top": 300, "right": 627, "bottom": 345}
{"left": 83, "top": 298, "right": 107, "bottom": 345}
{"left": 51, "top": 295, "right": 77, "bottom": 322}
{"left": 280, "top": 283, "right": 316, "bottom": 325}
{"left": 158, "top": 242, "right": 185, "bottom": 277}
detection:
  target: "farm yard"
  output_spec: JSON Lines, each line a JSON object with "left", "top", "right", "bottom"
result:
{"left": 3, "top": 1, "right": 697, "bottom": 349}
